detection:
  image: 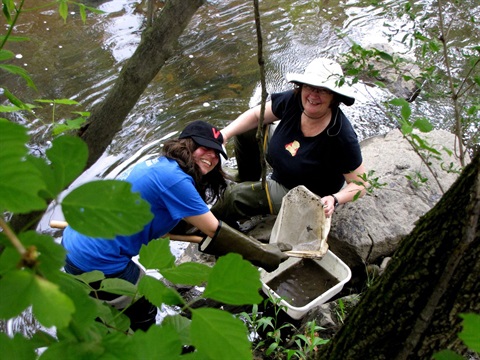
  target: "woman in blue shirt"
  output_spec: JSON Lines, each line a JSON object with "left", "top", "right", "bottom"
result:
{"left": 62, "top": 120, "right": 290, "bottom": 331}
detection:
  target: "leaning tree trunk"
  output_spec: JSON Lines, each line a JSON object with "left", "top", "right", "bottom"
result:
{"left": 316, "top": 152, "right": 480, "bottom": 359}
{"left": 80, "top": 0, "right": 205, "bottom": 169}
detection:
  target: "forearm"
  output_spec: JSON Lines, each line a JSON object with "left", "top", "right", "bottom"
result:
{"left": 221, "top": 107, "right": 260, "bottom": 143}
{"left": 333, "top": 181, "right": 366, "bottom": 205}
{"left": 222, "top": 102, "right": 277, "bottom": 143}
{"left": 321, "top": 163, "right": 368, "bottom": 217}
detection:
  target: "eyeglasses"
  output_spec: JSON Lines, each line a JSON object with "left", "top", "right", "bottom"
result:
{"left": 302, "top": 84, "right": 333, "bottom": 95}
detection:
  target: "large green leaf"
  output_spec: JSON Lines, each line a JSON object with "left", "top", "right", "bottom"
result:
{"left": 459, "top": 313, "right": 480, "bottom": 352}
{"left": 139, "top": 238, "right": 176, "bottom": 271}
{"left": 138, "top": 275, "right": 184, "bottom": 307}
{"left": 0, "top": 239, "right": 21, "bottom": 276}
{"left": 0, "top": 333, "right": 36, "bottom": 360}
{"left": 0, "top": 121, "right": 46, "bottom": 213}
{"left": 32, "top": 275, "right": 75, "bottom": 329}
{"left": 74, "top": 270, "right": 105, "bottom": 285}
{"left": 0, "top": 64, "right": 36, "bottom": 89}
{"left": 191, "top": 308, "right": 251, "bottom": 360}
{"left": 61, "top": 179, "right": 153, "bottom": 238}
{"left": 432, "top": 349, "right": 464, "bottom": 360}
{"left": 0, "top": 270, "right": 34, "bottom": 319}
{"left": 203, "top": 253, "right": 263, "bottom": 305}
{"left": 56, "top": 272, "right": 99, "bottom": 331}
{"left": 46, "top": 135, "right": 88, "bottom": 196}
{"left": 20, "top": 231, "right": 66, "bottom": 280}
{"left": 132, "top": 324, "right": 183, "bottom": 359}
{"left": 161, "top": 262, "right": 212, "bottom": 286}
{"left": 163, "top": 314, "right": 192, "bottom": 346}
{"left": 100, "top": 278, "right": 137, "bottom": 297}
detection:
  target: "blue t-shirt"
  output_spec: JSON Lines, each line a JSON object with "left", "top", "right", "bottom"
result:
{"left": 62, "top": 157, "right": 210, "bottom": 274}
{"left": 268, "top": 90, "right": 363, "bottom": 196}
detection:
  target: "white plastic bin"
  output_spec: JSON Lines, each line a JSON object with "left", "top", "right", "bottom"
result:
{"left": 260, "top": 250, "right": 351, "bottom": 320}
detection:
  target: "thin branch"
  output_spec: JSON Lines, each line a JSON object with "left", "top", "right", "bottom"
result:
{"left": 253, "top": 0, "right": 268, "bottom": 188}
{"left": 437, "top": 0, "right": 466, "bottom": 166}
{"left": 0, "top": 217, "right": 26, "bottom": 256}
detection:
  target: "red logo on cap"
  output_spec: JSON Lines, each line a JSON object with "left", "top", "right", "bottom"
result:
{"left": 212, "top": 128, "right": 221, "bottom": 139}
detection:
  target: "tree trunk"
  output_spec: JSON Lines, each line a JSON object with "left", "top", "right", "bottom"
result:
{"left": 79, "top": 0, "right": 205, "bottom": 169}
{"left": 316, "top": 153, "right": 480, "bottom": 359}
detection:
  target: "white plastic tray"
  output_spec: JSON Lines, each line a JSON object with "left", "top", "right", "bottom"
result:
{"left": 260, "top": 250, "right": 351, "bottom": 319}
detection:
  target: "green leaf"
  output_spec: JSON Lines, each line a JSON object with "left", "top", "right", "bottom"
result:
{"left": 56, "top": 272, "right": 99, "bottom": 330}
{"left": 79, "top": 4, "right": 87, "bottom": 23}
{"left": 132, "top": 323, "right": 183, "bottom": 359}
{"left": 62, "top": 179, "right": 153, "bottom": 238}
{"left": 58, "top": 0, "right": 68, "bottom": 22}
{"left": 400, "top": 102, "right": 411, "bottom": 121}
{"left": 100, "top": 278, "right": 137, "bottom": 297}
{"left": 389, "top": 98, "right": 409, "bottom": 107}
{"left": 459, "top": 313, "right": 480, "bottom": 352}
{"left": 0, "top": 49, "right": 14, "bottom": 61}
{"left": 46, "top": 135, "right": 88, "bottom": 195}
{"left": 139, "top": 238, "right": 176, "bottom": 270}
{"left": 413, "top": 118, "right": 434, "bottom": 132}
{"left": 28, "top": 155, "right": 58, "bottom": 200}
{"left": 32, "top": 275, "right": 75, "bottom": 329}
{"left": 75, "top": 270, "right": 105, "bottom": 285}
{"left": 0, "top": 333, "right": 37, "bottom": 360}
{"left": 0, "top": 64, "right": 37, "bottom": 90}
{"left": 93, "top": 300, "right": 131, "bottom": 332}
{"left": 161, "top": 262, "right": 212, "bottom": 286}
{"left": 20, "top": 231, "right": 66, "bottom": 280}
{"left": 374, "top": 81, "right": 386, "bottom": 88}
{"left": 203, "top": 253, "right": 262, "bottom": 305}
{"left": 163, "top": 314, "right": 192, "bottom": 345}
{"left": 52, "top": 117, "right": 87, "bottom": 136}
{"left": 0, "top": 270, "right": 34, "bottom": 319}
{"left": 0, "top": 121, "right": 47, "bottom": 213}
{"left": 191, "top": 308, "right": 251, "bottom": 360}
{"left": 375, "top": 50, "right": 394, "bottom": 62}
{"left": 0, "top": 88, "right": 37, "bottom": 111}
{"left": 138, "top": 275, "right": 184, "bottom": 307}
{"left": 432, "top": 349, "right": 464, "bottom": 360}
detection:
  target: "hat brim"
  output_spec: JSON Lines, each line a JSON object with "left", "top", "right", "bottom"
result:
{"left": 190, "top": 136, "right": 228, "bottom": 159}
{"left": 286, "top": 73, "right": 355, "bottom": 106}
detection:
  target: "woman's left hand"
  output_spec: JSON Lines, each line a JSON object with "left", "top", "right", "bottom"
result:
{"left": 321, "top": 195, "right": 336, "bottom": 218}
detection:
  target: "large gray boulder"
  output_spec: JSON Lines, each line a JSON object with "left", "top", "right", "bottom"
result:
{"left": 329, "top": 128, "right": 466, "bottom": 268}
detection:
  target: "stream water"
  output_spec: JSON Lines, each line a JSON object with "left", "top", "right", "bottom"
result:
{"left": 1, "top": 0, "right": 478, "bottom": 338}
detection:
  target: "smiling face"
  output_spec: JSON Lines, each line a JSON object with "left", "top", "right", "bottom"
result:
{"left": 193, "top": 146, "right": 220, "bottom": 174}
{"left": 301, "top": 84, "right": 335, "bottom": 117}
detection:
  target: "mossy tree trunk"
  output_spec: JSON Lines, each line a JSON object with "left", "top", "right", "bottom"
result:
{"left": 316, "top": 153, "right": 480, "bottom": 359}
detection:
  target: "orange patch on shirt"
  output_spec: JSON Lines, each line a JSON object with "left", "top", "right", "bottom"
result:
{"left": 285, "top": 140, "right": 300, "bottom": 156}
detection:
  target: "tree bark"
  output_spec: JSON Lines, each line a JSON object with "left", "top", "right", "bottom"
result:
{"left": 316, "top": 153, "right": 480, "bottom": 359}
{"left": 79, "top": 0, "right": 205, "bottom": 169}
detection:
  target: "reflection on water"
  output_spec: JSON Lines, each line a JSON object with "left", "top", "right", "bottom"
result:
{"left": 4, "top": 0, "right": 411, "bottom": 167}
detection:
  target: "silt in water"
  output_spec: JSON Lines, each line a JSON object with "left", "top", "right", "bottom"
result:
{"left": 266, "top": 259, "right": 339, "bottom": 307}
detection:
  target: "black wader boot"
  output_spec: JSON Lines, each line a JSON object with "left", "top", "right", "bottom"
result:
{"left": 211, "top": 181, "right": 272, "bottom": 228}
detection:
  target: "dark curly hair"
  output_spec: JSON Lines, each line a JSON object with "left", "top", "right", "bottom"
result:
{"left": 162, "top": 137, "right": 227, "bottom": 203}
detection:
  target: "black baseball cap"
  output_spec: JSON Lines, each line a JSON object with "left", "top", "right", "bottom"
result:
{"left": 179, "top": 121, "right": 228, "bottom": 159}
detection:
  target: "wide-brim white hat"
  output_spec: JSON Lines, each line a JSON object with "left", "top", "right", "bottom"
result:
{"left": 286, "top": 58, "right": 355, "bottom": 106}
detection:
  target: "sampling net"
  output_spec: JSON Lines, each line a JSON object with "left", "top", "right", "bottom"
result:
{"left": 270, "top": 185, "right": 331, "bottom": 257}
